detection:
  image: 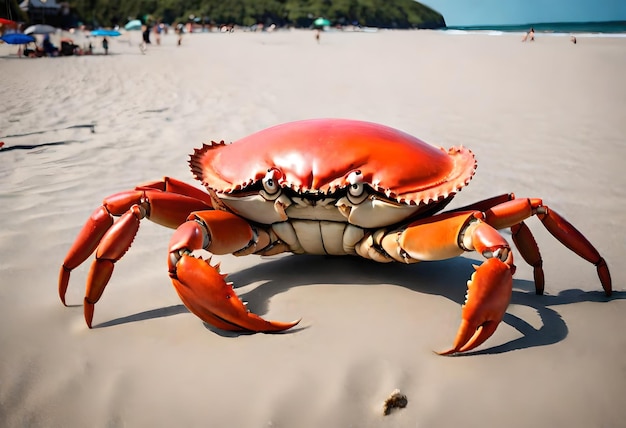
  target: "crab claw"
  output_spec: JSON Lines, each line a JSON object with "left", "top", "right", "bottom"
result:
{"left": 438, "top": 257, "right": 513, "bottom": 355}
{"left": 170, "top": 254, "right": 300, "bottom": 332}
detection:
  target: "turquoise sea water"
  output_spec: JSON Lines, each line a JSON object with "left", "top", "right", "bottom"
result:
{"left": 443, "top": 20, "right": 626, "bottom": 36}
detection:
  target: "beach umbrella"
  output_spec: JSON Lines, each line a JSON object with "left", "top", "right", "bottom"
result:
{"left": 124, "top": 19, "right": 142, "bottom": 31}
{"left": 0, "top": 17, "right": 19, "bottom": 27}
{"left": 0, "top": 33, "right": 35, "bottom": 44}
{"left": 91, "top": 29, "right": 121, "bottom": 37}
{"left": 313, "top": 17, "right": 331, "bottom": 27}
{"left": 24, "top": 24, "right": 57, "bottom": 35}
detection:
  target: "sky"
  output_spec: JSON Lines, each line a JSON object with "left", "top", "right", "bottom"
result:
{"left": 420, "top": 0, "right": 626, "bottom": 26}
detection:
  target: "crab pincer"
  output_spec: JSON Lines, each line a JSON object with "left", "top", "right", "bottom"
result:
{"left": 438, "top": 258, "right": 513, "bottom": 355}
{"left": 167, "top": 211, "right": 300, "bottom": 332}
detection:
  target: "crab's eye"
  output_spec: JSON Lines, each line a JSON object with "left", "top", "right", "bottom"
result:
{"left": 346, "top": 170, "right": 367, "bottom": 203}
{"left": 262, "top": 170, "right": 280, "bottom": 195}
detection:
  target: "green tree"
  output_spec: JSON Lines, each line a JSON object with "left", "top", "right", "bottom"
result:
{"left": 14, "top": 0, "right": 445, "bottom": 29}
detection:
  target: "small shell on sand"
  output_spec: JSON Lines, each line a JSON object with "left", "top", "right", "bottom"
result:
{"left": 383, "top": 389, "right": 408, "bottom": 415}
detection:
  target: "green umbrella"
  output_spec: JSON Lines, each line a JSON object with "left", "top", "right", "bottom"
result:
{"left": 313, "top": 17, "right": 331, "bottom": 27}
{"left": 125, "top": 19, "right": 142, "bottom": 31}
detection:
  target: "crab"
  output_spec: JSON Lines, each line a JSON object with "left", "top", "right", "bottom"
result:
{"left": 58, "top": 119, "right": 611, "bottom": 355}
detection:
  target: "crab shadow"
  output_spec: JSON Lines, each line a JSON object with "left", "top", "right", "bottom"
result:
{"left": 98, "top": 254, "right": 623, "bottom": 354}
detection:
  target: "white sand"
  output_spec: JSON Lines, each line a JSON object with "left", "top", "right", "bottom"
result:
{"left": 1, "top": 29, "right": 625, "bottom": 427}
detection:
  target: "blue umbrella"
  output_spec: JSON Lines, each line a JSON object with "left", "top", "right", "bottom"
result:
{"left": 0, "top": 33, "right": 36, "bottom": 45}
{"left": 91, "top": 29, "right": 121, "bottom": 37}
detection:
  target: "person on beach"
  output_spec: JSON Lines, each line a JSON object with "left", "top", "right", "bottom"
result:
{"left": 153, "top": 23, "right": 161, "bottom": 46}
{"left": 522, "top": 27, "right": 535, "bottom": 42}
{"left": 175, "top": 23, "right": 184, "bottom": 46}
{"left": 102, "top": 37, "right": 108, "bottom": 55}
{"left": 140, "top": 25, "right": 151, "bottom": 54}
{"left": 315, "top": 29, "right": 320, "bottom": 44}
{"left": 42, "top": 35, "right": 58, "bottom": 56}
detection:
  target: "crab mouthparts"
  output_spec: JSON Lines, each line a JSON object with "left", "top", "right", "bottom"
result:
{"left": 337, "top": 204, "right": 352, "bottom": 219}
{"left": 274, "top": 196, "right": 290, "bottom": 220}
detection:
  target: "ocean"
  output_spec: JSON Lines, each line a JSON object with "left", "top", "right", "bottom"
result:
{"left": 442, "top": 20, "right": 626, "bottom": 37}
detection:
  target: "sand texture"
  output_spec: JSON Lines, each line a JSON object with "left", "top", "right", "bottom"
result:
{"left": 1, "top": 29, "right": 625, "bottom": 427}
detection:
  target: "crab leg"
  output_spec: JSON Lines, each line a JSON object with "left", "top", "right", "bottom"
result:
{"left": 449, "top": 193, "right": 515, "bottom": 213}
{"left": 511, "top": 221, "right": 544, "bottom": 294}
{"left": 58, "top": 177, "right": 214, "bottom": 327}
{"left": 168, "top": 210, "right": 300, "bottom": 332}
{"left": 450, "top": 194, "right": 610, "bottom": 296}
{"left": 478, "top": 198, "right": 611, "bottom": 296}
{"left": 379, "top": 212, "right": 514, "bottom": 355}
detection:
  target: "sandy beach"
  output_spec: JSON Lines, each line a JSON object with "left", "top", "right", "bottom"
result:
{"left": 1, "top": 29, "right": 625, "bottom": 427}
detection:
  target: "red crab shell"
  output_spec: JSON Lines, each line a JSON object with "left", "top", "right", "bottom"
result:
{"left": 190, "top": 119, "right": 476, "bottom": 205}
